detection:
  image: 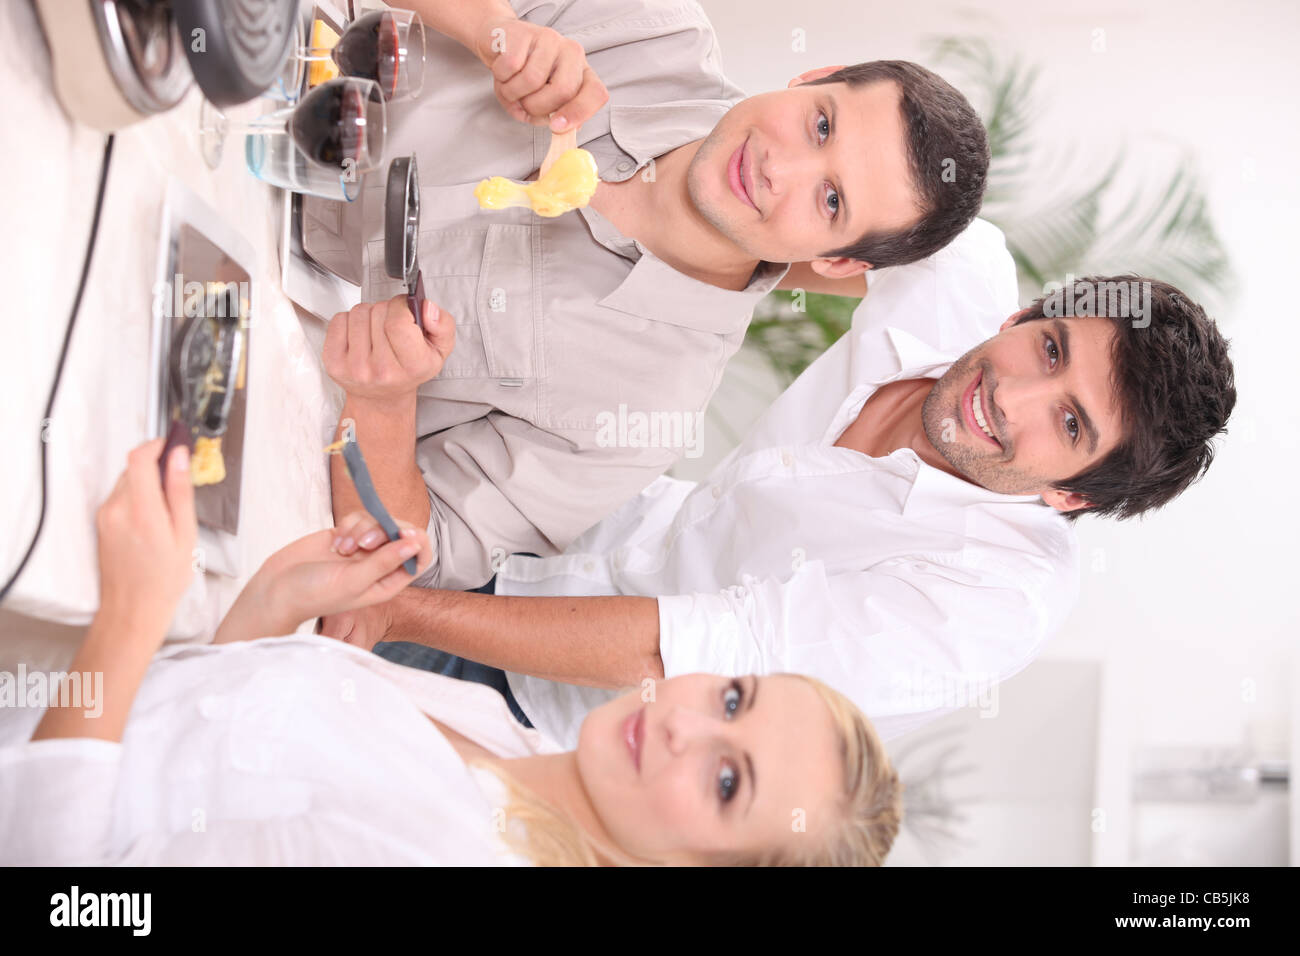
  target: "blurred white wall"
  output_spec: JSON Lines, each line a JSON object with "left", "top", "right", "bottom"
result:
{"left": 694, "top": 0, "right": 1300, "bottom": 863}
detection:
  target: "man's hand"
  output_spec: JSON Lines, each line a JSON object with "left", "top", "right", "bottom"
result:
{"left": 322, "top": 295, "right": 456, "bottom": 403}
{"left": 472, "top": 17, "right": 609, "bottom": 131}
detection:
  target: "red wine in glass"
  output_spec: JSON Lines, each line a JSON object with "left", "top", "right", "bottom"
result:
{"left": 289, "top": 80, "right": 376, "bottom": 170}
{"left": 332, "top": 11, "right": 402, "bottom": 101}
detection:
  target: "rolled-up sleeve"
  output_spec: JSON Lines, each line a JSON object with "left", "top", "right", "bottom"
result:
{"left": 414, "top": 412, "right": 677, "bottom": 591}
{"left": 0, "top": 738, "right": 122, "bottom": 865}
{"left": 656, "top": 558, "right": 1059, "bottom": 737}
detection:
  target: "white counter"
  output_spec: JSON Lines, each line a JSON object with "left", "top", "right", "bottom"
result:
{"left": 0, "top": 0, "right": 341, "bottom": 642}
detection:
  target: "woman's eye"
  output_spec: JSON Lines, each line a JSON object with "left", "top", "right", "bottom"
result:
{"left": 718, "top": 762, "right": 739, "bottom": 804}
{"left": 816, "top": 112, "right": 830, "bottom": 143}
{"left": 1065, "top": 412, "right": 1080, "bottom": 443}
{"left": 723, "top": 680, "right": 743, "bottom": 719}
{"left": 1046, "top": 338, "right": 1060, "bottom": 368}
{"left": 823, "top": 183, "right": 839, "bottom": 218}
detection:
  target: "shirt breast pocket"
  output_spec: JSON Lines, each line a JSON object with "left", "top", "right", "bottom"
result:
{"left": 414, "top": 223, "right": 538, "bottom": 387}
{"left": 475, "top": 223, "right": 537, "bottom": 381}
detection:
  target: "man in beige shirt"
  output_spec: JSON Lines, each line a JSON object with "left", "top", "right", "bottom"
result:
{"left": 313, "top": 0, "right": 991, "bottom": 591}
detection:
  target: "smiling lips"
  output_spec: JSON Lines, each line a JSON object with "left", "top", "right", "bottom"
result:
{"left": 965, "top": 370, "right": 1001, "bottom": 448}
{"left": 623, "top": 706, "right": 645, "bottom": 772}
{"left": 728, "top": 138, "right": 759, "bottom": 211}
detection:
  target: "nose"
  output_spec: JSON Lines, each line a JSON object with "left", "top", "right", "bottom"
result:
{"left": 766, "top": 104, "right": 841, "bottom": 193}
{"left": 761, "top": 148, "right": 781, "bottom": 198}
{"left": 760, "top": 140, "right": 821, "bottom": 202}
{"left": 661, "top": 705, "right": 725, "bottom": 756}
{"left": 989, "top": 373, "right": 1058, "bottom": 428}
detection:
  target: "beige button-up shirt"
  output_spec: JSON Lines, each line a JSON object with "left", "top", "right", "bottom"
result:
{"left": 303, "top": 0, "right": 788, "bottom": 589}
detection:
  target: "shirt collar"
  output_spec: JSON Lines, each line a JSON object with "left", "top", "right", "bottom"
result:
{"left": 599, "top": 101, "right": 736, "bottom": 180}
{"left": 856, "top": 326, "right": 1051, "bottom": 518}
{"left": 576, "top": 100, "right": 790, "bottom": 333}
{"left": 901, "top": 453, "right": 1051, "bottom": 519}
{"left": 595, "top": 248, "right": 788, "bottom": 333}
{"left": 883, "top": 324, "right": 961, "bottom": 376}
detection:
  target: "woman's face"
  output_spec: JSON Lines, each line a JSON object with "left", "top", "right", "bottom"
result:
{"left": 576, "top": 674, "right": 843, "bottom": 864}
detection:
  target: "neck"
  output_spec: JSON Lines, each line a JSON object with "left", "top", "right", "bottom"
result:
{"left": 483, "top": 751, "right": 624, "bottom": 864}
{"left": 840, "top": 378, "right": 963, "bottom": 480}
{"left": 590, "top": 140, "right": 761, "bottom": 291}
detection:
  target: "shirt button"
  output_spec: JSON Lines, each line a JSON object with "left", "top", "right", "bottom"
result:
{"left": 583, "top": 560, "right": 595, "bottom": 573}
{"left": 711, "top": 485, "right": 722, "bottom": 499}
{"left": 781, "top": 451, "right": 794, "bottom": 467}
{"left": 617, "top": 160, "right": 633, "bottom": 173}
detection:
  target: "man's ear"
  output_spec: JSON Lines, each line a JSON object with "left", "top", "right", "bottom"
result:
{"left": 809, "top": 257, "right": 872, "bottom": 279}
{"left": 788, "top": 65, "right": 846, "bottom": 89}
{"left": 1041, "top": 488, "right": 1093, "bottom": 514}
{"left": 1000, "top": 307, "right": 1033, "bottom": 333}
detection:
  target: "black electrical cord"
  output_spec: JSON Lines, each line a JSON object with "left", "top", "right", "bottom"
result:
{"left": 0, "top": 134, "right": 115, "bottom": 605}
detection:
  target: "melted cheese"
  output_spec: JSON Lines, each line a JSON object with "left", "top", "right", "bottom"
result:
{"left": 474, "top": 148, "right": 599, "bottom": 217}
{"left": 191, "top": 436, "right": 226, "bottom": 486}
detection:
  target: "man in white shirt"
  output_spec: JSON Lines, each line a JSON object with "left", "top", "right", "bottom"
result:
{"left": 324, "top": 219, "right": 1236, "bottom": 748}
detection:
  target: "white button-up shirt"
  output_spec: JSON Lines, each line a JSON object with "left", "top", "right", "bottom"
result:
{"left": 0, "top": 637, "right": 560, "bottom": 865}
{"left": 498, "top": 220, "right": 1081, "bottom": 748}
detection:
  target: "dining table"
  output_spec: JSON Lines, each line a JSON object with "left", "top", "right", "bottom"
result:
{"left": 0, "top": 0, "right": 347, "bottom": 660}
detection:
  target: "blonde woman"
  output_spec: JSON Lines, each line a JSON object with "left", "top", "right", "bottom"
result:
{"left": 0, "top": 440, "right": 900, "bottom": 866}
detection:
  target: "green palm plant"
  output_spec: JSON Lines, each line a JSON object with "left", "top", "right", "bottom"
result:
{"left": 743, "top": 34, "right": 1236, "bottom": 385}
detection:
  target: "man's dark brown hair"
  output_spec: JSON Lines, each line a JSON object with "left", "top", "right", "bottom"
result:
{"left": 806, "top": 61, "right": 989, "bottom": 268}
{"left": 1016, "top": 276, "right": 1236, "bottom": 521}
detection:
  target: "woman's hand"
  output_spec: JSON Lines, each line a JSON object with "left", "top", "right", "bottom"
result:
{"left": 95, "top": 437, "right": 198, "bottom": 636}
{"left": 32, "top": 438, "right": 196, "bottom": 743}
{"left": 215, "top": 512, "right": 432, "bottom": 642}
{"left": 473, "top": 17, "right": 609, "bottom": 131}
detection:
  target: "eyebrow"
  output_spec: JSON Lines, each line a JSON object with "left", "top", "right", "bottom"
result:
{"left": 1051, "top": 320, "right": 1099, "bottom": 455}
{"left": 744, "top": 676, "right": 758, "bottom": 815}
{"left": 823, "top": 93, "right": 850, "bottom": 234}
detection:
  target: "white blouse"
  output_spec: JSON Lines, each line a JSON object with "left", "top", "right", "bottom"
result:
{"left": 0, "top": 636, "right": 563, "bottom": 865}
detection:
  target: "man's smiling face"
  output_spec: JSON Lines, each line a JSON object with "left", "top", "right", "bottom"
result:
{"left": 685, "top": 74, "right": 922, "bottom": 266}
{"left": 921, "top": 313, "right": 1127, "bottom": 512}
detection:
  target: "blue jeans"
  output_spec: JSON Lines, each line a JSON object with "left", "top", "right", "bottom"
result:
{"left": 373, "top": 573, "right": 534, "bottom": 728}
{"left": 372, "top": 640, "right": 533, "bottom": 728}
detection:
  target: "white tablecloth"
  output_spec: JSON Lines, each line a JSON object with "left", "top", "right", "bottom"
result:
{"left": 0, "top": 0, "right": 341, "bottom": 641}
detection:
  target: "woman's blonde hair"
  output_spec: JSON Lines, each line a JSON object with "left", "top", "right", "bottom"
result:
{"left": 480, "top": 674, "right": 903, "bottom": 867}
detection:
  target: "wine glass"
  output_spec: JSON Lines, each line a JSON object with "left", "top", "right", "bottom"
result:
{"left": 203, "top": 77, "right": 387, "bottom": 201}
{"left": 297, "top": 9, "right": 426, "bottom": 102}
{"left": 264, "top": 16, "right": 307, "bottom": 103}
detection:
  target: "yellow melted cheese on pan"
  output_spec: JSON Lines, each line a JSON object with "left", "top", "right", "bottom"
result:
{"left": 191, "top": 436, "right": 226, "bottom": 486}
